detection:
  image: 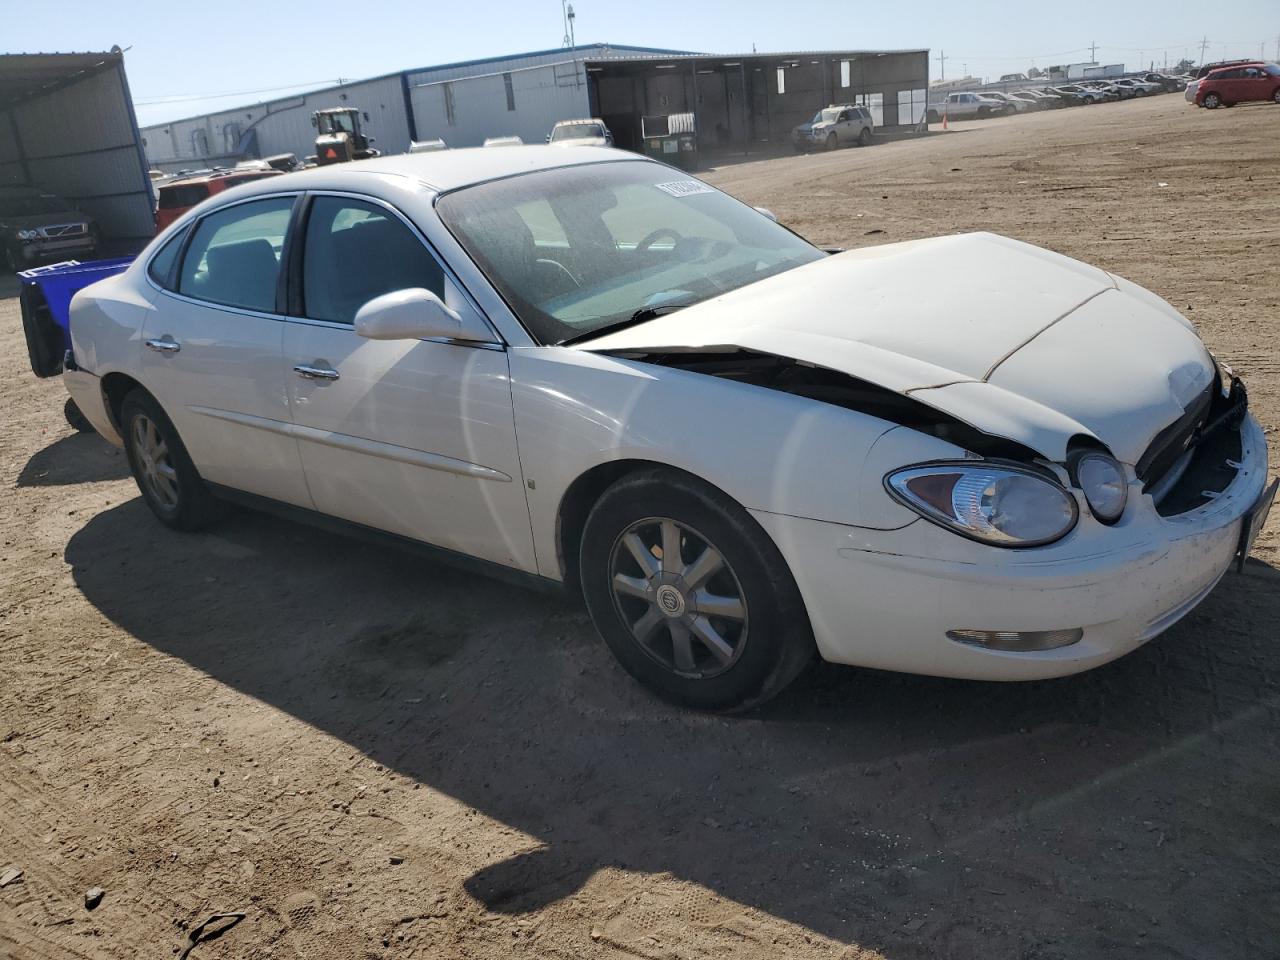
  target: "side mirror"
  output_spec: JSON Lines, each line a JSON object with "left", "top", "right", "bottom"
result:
{"left": 753, "top": 206, "right": 778, "bottom": 222}
{"left": 354, "top": 288, "right": 488, "bottom": 342}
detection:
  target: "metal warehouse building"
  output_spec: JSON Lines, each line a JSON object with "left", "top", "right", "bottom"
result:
{"left": 1, "top": 50, "right": 154, "bottom": 251}
{"left": 142, "top": 44, "right": 928, "bottom": 170}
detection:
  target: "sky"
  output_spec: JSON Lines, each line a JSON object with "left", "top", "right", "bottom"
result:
{"left": 5, "top": 0, "right": 1277, "bottom": 126}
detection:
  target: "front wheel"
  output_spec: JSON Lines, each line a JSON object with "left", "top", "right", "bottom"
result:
{"left": 580, "top": 469, "right": 815, "bottom": 711}
{"left": 1202, "top": 92, "right": 1221, "bottom": 109}
{"left": 121, "top": 389, "right": 219, "bottom": 531}
{"left": 826, "top": 132, "right": 838, "bottom": 151}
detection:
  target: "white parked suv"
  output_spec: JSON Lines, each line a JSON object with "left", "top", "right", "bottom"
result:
{"left": 791, "top": 105, "right": 874, "bottom": 152}
{"left": 63, "top": 148, "right": 1275, "bottom": 710}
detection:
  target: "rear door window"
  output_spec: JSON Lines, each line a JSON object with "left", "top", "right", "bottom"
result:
{"left": 177, "top": 196, "right": 295, "bottom": 312}
{"left": 300, "top": 196, "right": 445, "bottom": 324}
{"left": 147, "top": 225, "right": 189, "bottom": 289}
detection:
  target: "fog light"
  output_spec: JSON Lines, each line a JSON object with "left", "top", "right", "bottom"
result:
{"left": 946, "top": 628, "right": 1083, "bottom": 652}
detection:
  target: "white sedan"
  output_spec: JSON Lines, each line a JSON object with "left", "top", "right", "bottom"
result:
{"left": 64, "top": 147, "right": 1275, "bottom": 710}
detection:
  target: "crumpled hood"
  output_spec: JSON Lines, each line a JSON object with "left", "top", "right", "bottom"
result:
{"left": 580, "top": 232, "right": 1215, "bottom": 464}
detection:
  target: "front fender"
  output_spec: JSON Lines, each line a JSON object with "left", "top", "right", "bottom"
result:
{"left": 508, "top": 347, "right": 940, "bottom": 580}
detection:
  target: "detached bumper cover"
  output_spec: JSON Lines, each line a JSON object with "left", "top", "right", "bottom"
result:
{"left": 754, "top": 413, "right": 1270, "bottom": 681}
{"left": 64, "top": 368, "right": 123, "bottom": 446}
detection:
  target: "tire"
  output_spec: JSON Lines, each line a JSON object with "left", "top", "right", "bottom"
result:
{"left": 926, "top": 109, "right": 940, "bottom": 124}
{"left": 1202, "top": 92, "right": 1221, "bottom": 109}
{"left": 120, "top": 389, "right": 219, "bottom": 531}
{"left": 858, "top": 126, "right": 872, "bottom": 146}
{"left": 64, "top": 398, "right": 94, "bottom": 433}
{"left": 826, "top": 132, "right": 838, "bottom": 151}
{"left": 3, "top": 246, "right": 18, "bottom": 273}
{"left": 1273, "top": 88, "right": 1280, "bottom": 104}
{"left": 579, "top": 468, "right": 815, "bottom": 711}
{"left": 976, "top": 106, "right": 989, "bottom": 117}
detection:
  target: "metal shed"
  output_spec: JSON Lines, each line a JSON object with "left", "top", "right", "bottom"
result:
{"left": 585, "top": 50, "right": 931, "bottom": 158}
{"left": 0, "top": 50, "right": 154, "bottom": 252}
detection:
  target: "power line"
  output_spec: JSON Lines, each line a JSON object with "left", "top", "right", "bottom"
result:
{"left": 134, "top": 78, "right": 345, "bottom": 106}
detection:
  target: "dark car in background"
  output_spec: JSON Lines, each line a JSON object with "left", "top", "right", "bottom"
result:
{"left": 0, "top": 186, "right": 96, "bottom": 272}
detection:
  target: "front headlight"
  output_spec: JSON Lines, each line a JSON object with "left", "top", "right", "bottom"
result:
{"left": 1071, "top": 451, "right": 1127, "bottom": 523}
{"left": 885, "top": 462, "right": 1079, "bottom": 547}
{"left": 17, "top": 229, "right": 38, "bottom": 241}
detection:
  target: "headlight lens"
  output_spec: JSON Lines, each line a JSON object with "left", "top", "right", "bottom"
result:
{"left": 886, "top": 462, "right": 1079, "bottom": 547}
{"left": 17, "top": 229, "right": 38, "bottom": 240}
{"left": 1073, "top": 452, "right": 1127, "bottom": 522}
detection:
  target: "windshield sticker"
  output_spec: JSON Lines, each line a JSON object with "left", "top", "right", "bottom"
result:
{"left": 655, "top": 180, "right": 714, "bottom": 198}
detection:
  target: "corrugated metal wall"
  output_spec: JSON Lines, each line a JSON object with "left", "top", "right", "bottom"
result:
{"left": 142, "top": 74, "right": 410, "bottom": 171}
{"left": 408, "top": 59, "right": 591, "bottom": 147}
{"left": 7, "top": 60, "right": 154, "bottom": 244}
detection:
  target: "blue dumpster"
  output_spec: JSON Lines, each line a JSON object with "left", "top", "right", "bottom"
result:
{"left": 19, "top": 257, "right": 133, "bottom": 379}
{"left": 18, "top": 257, "right": 134, "bottom": 431}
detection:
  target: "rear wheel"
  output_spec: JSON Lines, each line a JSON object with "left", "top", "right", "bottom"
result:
{"left": 580, "top": 469, "right": 815, "bottom": 711}
{"left": 1273, "top": 88, "right": 1280, "bottom": 104}
{"left": 858, "top": 127, "right": 872, "bottom": 146}
{"left": 121, "top": 390, "right": 219, "bottom": 531}
{"left": 926, "top": 109, "right": 940, "bottom": 123}
{"left": 1202, "top": 92, "right": 1221, "bottom": 109}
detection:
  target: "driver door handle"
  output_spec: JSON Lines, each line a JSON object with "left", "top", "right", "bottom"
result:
{"left": 294, "top": 363, "right": 340, "bottom": 381}
{"left": 145, "top": 337, "right": 181, "bottom": 354}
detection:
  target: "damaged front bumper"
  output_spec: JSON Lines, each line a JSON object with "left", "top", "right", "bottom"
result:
{"left": 752, "top": 413, "right": 1271, "bottom": 681}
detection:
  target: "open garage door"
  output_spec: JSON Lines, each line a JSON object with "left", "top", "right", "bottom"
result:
{"left": 0, "top": 50, "right": 155, "bottom": 254}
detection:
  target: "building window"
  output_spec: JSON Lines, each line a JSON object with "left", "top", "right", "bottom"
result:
{"left": 897, "top": 88, "right": 927, "bottom": 125}
{"left": 776, "top": 67, "right": 786, "bottom": 94}
{"left": 855, "top": 92, "right": 884, "bottom": 126}
{"left": 840, "top": 60, "right": 851, "bottom": 88}
{"left": 443, "top": 83, "right": 456, "bottom": 125}
{"left": 503, "top": 72, "right": 515, "bottom": 111}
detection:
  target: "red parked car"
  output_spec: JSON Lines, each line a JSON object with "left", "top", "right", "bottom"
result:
{"left": 1195, "top": 62, "right": 1280, "bottom": 109}
{"left": 154, "top": 169, "right": 282, "bottom": 231}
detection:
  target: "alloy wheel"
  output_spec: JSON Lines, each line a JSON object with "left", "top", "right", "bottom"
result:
{"left": 132, "top": 413, "right": 180, "bottom": 510}
{"left": 608, "top": 517, "right": 748, "bottom": 679}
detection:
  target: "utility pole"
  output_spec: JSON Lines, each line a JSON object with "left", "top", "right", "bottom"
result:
{"left": 936, "top": 49, "right": 947, "bottom": 81}
{"left": 1199, "top": 36, "right": 1209, "bottom": 65}
{"left": 1089, "top": 39, "right": 1098, "bottom": 63}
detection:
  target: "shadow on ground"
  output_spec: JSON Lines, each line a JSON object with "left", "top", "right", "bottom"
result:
{"left": 18, "top": 432, "right": 128, "bottom": 487}
{"left": 66, "top": 499, "right": 1280, "bottom": 958}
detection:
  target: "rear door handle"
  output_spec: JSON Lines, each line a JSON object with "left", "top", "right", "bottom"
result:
{"left": 145, "top": 337, "right": 181, "bottom": 354}
{"left": 293, "top": 363, "right": 340, "bottom": 381}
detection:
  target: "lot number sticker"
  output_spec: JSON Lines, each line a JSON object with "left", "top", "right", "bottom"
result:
{"left": 655, "top": 180, "right": 714, "bottom": 197}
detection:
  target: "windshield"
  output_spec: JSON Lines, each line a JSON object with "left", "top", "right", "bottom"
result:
{"left": 318, "top": 111, "right": 354, "bottom": 134}
{"left": 0, "top": 192, "right": 72, "bottom": 217}
{"left": 551, "top": 122, "right": 604, "bottom": 141}
{"left": 436, "top": 160, "right": 824, "bottom": 345}
{"left": 810, "top": 108, "right": 841, "bottom": 124}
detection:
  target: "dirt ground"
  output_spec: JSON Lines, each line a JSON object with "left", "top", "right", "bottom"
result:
{"left": 2, "top": 94, "right": 1279, "bottom": 960}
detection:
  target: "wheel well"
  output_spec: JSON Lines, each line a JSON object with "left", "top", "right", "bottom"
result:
{"left": 100, "top": 372, "right": 146, "bottom": 435}
{"left": 555, "top": 459, "right": 762, "bottom": 595}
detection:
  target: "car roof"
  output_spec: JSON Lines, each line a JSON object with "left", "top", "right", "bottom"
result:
{"left": 229, "top": 145, "right": 651, "bottom": 195}
{"left": 160, "top": 169, "right": 283, "bottom": 188}
{"left": 1206, "top": 62, "right": 1265, "bottom": 75}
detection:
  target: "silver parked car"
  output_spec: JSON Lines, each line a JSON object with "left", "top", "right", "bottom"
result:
{"left": 925, "top": 92, "right": 1013, "bottom": 123}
